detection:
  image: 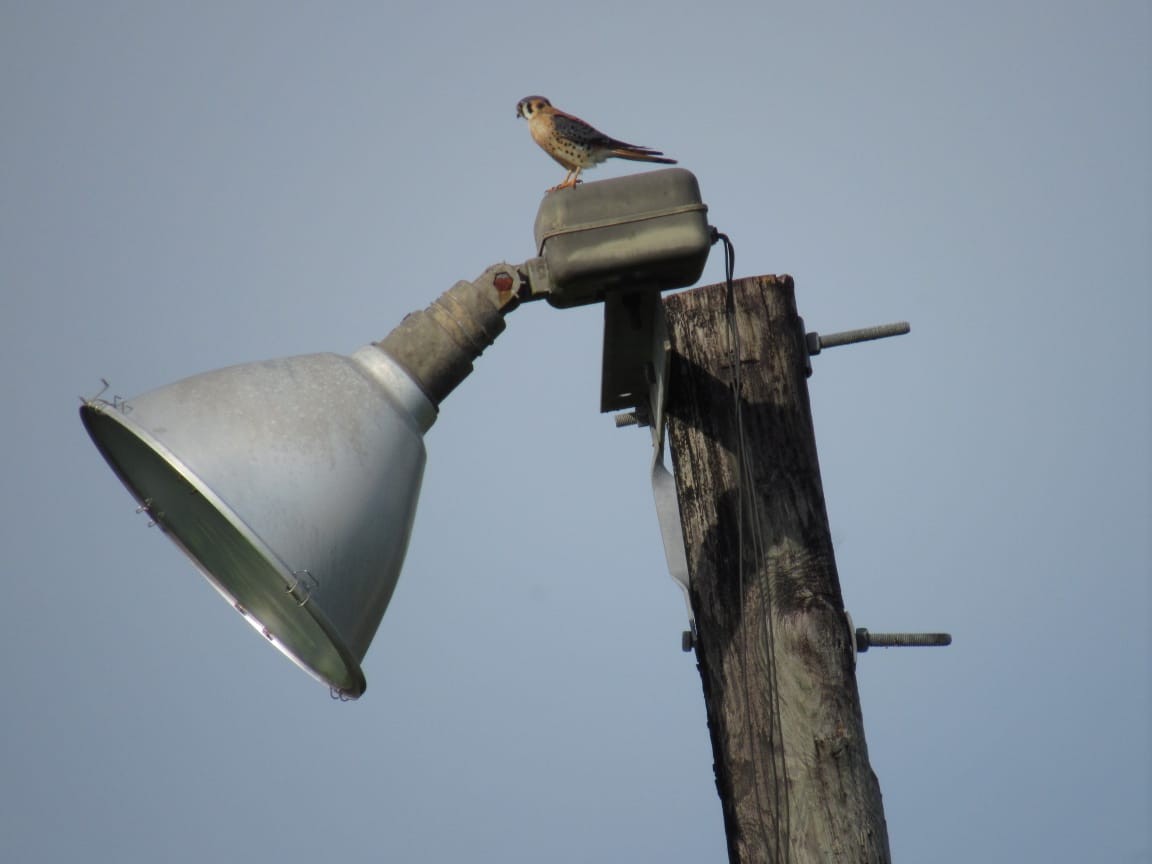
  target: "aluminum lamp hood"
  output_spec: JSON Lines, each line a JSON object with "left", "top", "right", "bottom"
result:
{"left": 80, "top": 271, "right": 515, "bottom": 698}
{"left": 81, "top": 349, "right": 432, "bottom": 698}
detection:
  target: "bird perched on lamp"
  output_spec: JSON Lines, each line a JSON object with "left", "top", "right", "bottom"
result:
{"left": 516, "top": 96, "right": 676, "bottom": 192}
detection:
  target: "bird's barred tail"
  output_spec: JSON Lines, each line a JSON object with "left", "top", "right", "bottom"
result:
{"left": 610, "top": 148, "right": 678, "bottom": 165}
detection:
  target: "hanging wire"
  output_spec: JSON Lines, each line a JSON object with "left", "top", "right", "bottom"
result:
{"left": 715, "top": 231, "right": 791, "bottom": 862}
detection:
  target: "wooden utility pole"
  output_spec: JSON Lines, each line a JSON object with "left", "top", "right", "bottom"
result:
{"left": 664, "top": 275, "right": 890, "bottom": 863}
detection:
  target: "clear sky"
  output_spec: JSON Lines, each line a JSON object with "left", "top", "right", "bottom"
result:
{"left": 2, "top": 2, "right": 1148, "bottom": 862}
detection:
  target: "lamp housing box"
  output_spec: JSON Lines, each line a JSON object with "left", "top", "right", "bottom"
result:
{"left": 532, "top": 168, "right": 710, "bottom": 308}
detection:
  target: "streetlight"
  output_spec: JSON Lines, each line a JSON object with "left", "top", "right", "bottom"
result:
{"left": 80, "top": 168, "right": 711, "bottom": 699}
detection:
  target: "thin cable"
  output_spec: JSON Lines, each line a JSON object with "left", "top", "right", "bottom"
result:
{"left": 715, "top": 231, "right": 791, "bottom": 862}
{"left": 717, "top": 233, "right": 773, "bottom": 858}
{"left": 738, "top": 331, "right": 791, "bottom": 864}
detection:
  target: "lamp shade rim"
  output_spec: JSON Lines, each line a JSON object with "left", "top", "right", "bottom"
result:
{"left": 80, "top": 399, "right": 368, "bottom": 698}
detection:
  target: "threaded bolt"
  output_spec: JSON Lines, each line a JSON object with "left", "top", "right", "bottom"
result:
{"left": 613, "top": 410, "right": 650, "bottom": 428}
{"left": 615, "top": 412, "right": 639, "bottom": 427}
{"left": 855, "top": 628, "right": 952, "bottom": 652}
{"left": 807, "top": 321, "right": 910, "bottom": 356}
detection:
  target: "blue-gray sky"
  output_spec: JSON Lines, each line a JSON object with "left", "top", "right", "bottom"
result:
{"left": 2, "top": 2, "right": 1148, "bottom": 861}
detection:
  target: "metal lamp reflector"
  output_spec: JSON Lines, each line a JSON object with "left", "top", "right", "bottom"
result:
{"left": 80, "top": 348, "right": 435, "bottom": 698}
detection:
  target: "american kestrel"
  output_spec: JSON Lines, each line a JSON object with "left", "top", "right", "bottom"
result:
{"left": 516, "top": 96, "right": 676, "bottom": 191}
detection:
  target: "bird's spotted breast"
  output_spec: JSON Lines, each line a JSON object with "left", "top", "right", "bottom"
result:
{"left": 518, "top": 97, "right": 674, "bottom": 189}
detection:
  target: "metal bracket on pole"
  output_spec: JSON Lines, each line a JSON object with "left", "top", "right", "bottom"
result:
{"left": 608, "top": 291, "right": 695, "bottom": 637}
{"left": 648, "top": 298, "right": 695, "bottom": 635}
